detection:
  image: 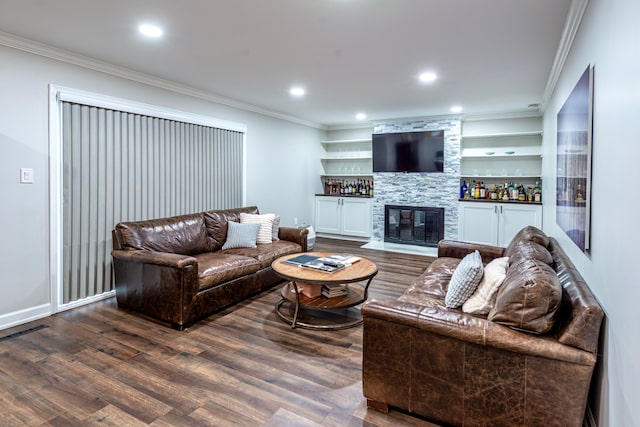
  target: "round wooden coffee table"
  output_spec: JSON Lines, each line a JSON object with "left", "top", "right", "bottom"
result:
{"left": 272, "top": 252, "right": 378, "bottom": 330}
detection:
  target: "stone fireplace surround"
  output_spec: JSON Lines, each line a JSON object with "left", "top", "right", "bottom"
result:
{"left": 371, "top": 117, "right": 461, "bottom": 244}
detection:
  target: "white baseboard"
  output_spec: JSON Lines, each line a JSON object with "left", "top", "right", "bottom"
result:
{"left": 0, "top": 303, "right": 52, "bottom": 331}
{"left": 56, "top": 290, "right": 115, "bottom": 312}
{"left": 0, "top": 291, "right": 116, "bottom": 332}
{"left": 361, "top": 240, "right": 438, "bottom": 257}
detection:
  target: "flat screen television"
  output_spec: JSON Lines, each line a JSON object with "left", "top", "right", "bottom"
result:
{"left": 372, "top": 130, "right": 445, "bottom": 173}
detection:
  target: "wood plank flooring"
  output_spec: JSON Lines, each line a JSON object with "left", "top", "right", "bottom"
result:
{"left": 0, "top": 238, "right": 440, "bottom": 426}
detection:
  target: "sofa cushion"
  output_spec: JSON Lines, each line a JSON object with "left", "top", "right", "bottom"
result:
{"left": 223, "top": 240, "right": 301, "bottom": 269}
{"left": 462, "top": 257, "right": 509, "bottom": 315}
{"left": 116, "top": 213, "right": 211, "bottom": 255}
{"left": 194, "top": 253, "right": 261, "bottom": 291}
{"left": 204, "top": 206, "right": 260, "bottom": 251}
{"left": 445, "top": 250, "right": 484, "bottom": 308}
{"left": 222, "top": 221, "right": 260, "bottom": 250}
{"left": 504, "top": 226, "right": 550, "bottom": 256}
{"left": 240, "top": 213, "right": 276, "bottom": 244}
{"left": 506, "top": 240, "right": 553, "bottom": 266}
{"left": 488, "top": 258, "right": 562, "bottom": 334}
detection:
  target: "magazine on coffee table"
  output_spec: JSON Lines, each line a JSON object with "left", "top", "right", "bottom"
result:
{"left": 283, "top": 253, "right": 360, "bottom": 273}
{"left": 323, "top": 254, "right": 361, "bottom": 266}
{"left": 300, "top": 258, "right": 346, "bottom": 273}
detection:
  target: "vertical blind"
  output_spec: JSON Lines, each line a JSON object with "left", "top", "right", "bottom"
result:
{"left": 61, "top": 102, "right": 244, "bottom": 304}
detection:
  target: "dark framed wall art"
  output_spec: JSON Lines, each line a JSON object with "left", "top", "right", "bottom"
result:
{"left": 556, "top": 65, "right": 594, "bottom": 252}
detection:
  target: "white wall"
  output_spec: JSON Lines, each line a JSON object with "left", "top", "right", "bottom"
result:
{"left": 541, "top": 0, "right": 640, "bottom": 425}
{"left": 0, "top": 44, "right": 325, "bottom": 328}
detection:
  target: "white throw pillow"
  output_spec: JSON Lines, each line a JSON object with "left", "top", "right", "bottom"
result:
{"left": 462, "top": 257, "right": 509, "bottom": 315}
{"left": 240, "top": 213, "right": 275, "bottom": 244}
{"left": 445, "top": 250, "right": 484, "bottom": 308}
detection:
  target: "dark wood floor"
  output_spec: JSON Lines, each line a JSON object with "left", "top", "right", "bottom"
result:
{"left": 0, "top": 238, "right": 440, "bottom": 426}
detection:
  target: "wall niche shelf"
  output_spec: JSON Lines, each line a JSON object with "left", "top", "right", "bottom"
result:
{"left": 460, "top": 122, "right": 543, "bottom": 183}
{"left": 319, "top": 137, "right": 373, "bottom": 177}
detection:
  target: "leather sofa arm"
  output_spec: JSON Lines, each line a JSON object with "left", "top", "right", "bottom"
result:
{"left": 111, "top": 249, "right": 197, "bottom": 269}
{"left": 111, "top": 249, "right": 200, "bottom": 328}
{"left": 362, "top": 298, "right": 596, "bottom": 366}
{"left": 278, "top": 226, "right": 309, "bottom": 252}
{"left": 437, "top": 240, "right": 505, "bottom": 263}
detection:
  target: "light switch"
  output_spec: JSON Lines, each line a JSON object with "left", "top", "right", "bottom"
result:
{"left": 20, "top": 168, "right": 34, "bottom": 184}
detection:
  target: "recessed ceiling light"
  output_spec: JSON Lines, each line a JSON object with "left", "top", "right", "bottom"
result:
{"left": 356, "top": 113, "right": 367, "bottom": 120}
{"left": 450, "top": 106, "right": 463, "bottom": 113}
{"left": 139, "top": 24, "right": 163, "bottom": 38}
{"left": 419, "top": 72, "right": 437, "bottom": 83}
{"left": 289, "top": 87, "right": 305, "bottom": 97}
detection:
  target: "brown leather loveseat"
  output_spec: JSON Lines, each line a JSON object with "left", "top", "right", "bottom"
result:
{"left": 112, "top": 206, "right": 307, "bottom": 329}
{"left": 362, "top": 227, "right": 603, "bottom": 427}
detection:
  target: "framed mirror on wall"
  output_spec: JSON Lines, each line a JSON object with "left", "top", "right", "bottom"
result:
{"left": 556, "top": 65, "right": 594, "bottom": 252}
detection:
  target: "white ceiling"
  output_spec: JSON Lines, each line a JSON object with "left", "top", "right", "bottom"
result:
{"left": 0, "top": 0, "right": 572, "bottom": 127}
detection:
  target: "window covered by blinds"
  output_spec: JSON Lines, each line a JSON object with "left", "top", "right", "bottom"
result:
{"left": 61, "top": 102, "right": 244, "bottom": 303}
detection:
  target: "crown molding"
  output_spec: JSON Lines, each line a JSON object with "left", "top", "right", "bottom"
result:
{"left": 462, "top": 110, "right": 542, "bottom": 122}
{"left": 0, "top": 31, "right": 326, "bottom": 130}
{"left": 326, "top": 122, "right": 374, "bottom": 131}
{"left": 540, "top": 0, "right": 589, "bottom": 111}
{"left": 370, "top": 114, "right": 463, "bottom": 126}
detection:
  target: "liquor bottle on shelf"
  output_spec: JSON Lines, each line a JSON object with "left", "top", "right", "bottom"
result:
{"left": 479, "top": 181, "right": 486, "bottom": 199}
{"left": 534, "top": 181, "right": 541, "bottom": 202}
{"left": 460, "top": 180, "right": 468, "bottom": 199}
{"left": 502, "top": 183, "right": 510, "bottom": 201}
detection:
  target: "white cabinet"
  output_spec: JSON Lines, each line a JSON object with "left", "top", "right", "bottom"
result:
{"left": 315, "top": 196, "right": 372, "bottom": 238}
{"left": 458, "top": 201, "right": 542, "bottom": 247}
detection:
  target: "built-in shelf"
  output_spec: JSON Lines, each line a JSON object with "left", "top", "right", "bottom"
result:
{"left": 461, "top": 146, "right": 542, "bottom": 158}
{"left": 320, "top": 137, "right": 373, "bottom": 177}
{"left": 461, "top": 174, "right": 542, "bottom": 179}
{"left": 461, "top": 130, "right": 542, "bottom": 139}
{"left": 320, "top": 138, "right": 371, "bottom": 144}
{"left": 320, "top": 174, "right": 373, "bottom": 178}
{"left": 320, "top": 153, "right": 372, "bottom": 160}
{"left": 460, "top": 118, "right": 544, "bottom": 201}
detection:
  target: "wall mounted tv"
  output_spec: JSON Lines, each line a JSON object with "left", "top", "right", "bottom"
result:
{"left": 372, "top": 130, "right": 445, "bottom": 173}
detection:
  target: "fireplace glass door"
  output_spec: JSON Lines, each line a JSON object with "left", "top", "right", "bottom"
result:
{"left": 385, "top": 205, "right": 444, "bottom": 247}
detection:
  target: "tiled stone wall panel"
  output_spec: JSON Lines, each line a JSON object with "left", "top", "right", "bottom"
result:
{"left": 372, "top": 118, "right": 460, "bottom": 242}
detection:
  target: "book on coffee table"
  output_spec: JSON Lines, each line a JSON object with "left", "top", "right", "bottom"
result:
{"left": 321, "top": 283, "right": 348, "bottom": 298}
{"left": 283, "top": 254, "right": 320, "bottom": 266}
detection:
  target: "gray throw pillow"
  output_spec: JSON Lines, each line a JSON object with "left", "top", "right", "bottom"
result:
{"left": 221, "top": 221, "right": 260, "bottom": 250}
{"left": 445, "top": 250, "right": 484, "bottom": 308}
{"left": 272, "top": 215, "right": 280, "bottom": 241}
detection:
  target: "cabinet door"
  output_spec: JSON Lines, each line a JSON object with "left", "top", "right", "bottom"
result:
{"left": 498, "top": 204, "right": 543, "bottom": 247}
{"left": 341, "top": 198, "right": 372, "bottom": 237}
{"left": 314, "top": 197, "right": 341, "bottom": 234}
{"left": 458, "top": 202, "right": 499, "bottom": 245}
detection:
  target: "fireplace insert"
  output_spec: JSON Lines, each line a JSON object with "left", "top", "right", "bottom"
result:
{"left": 385, "top": 205, "right": 444, "bottom": 247}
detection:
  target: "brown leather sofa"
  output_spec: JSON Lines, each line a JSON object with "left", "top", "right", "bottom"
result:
{"left": 112, "top": 206, "right": 307, "bottom": 329}
{"left": 362, "top": 227, "right": 603, "bottom": 427}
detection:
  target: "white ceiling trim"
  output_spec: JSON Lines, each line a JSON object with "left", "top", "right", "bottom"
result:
{"left": 0, "top": 31, "right": 326, "bottom": 130}
{"left": 541, "top": 0, "right": 589, "bottom": 111}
